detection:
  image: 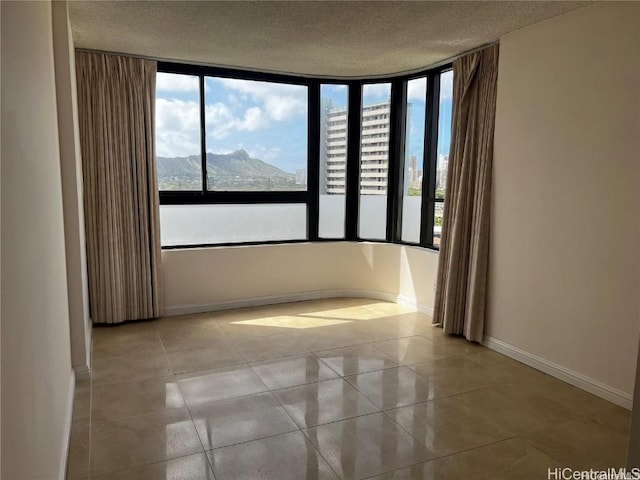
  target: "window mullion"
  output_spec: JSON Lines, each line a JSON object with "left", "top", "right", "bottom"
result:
{"left": 199, "top": 75, "right": 207, "bottom": 193}
{"left": 308, "top": 82, "right": 320, "bottom": 241}
{"left": 345, "top": 83, "right": 362, "bottom": 240}
{"left": 387, "top": 79, "right": 407, "bottom": 243}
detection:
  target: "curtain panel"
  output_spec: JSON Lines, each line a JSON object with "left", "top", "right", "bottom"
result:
{"left": 433, "top": 44, "right": 500, "bottom": 342}
{"left": 76, "top": 52, "right": 161, "bottom": 324}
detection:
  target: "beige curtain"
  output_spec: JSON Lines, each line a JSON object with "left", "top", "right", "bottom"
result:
{"left": 433, "top": 44, "right": 500, "bottom": 342}
{"left": 76, "top": 52, "right": 161, "bottom": 324}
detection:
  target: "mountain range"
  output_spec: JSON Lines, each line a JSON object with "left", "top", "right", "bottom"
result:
{"left": 156, "top": 149, "right": 297, "bottom": 190}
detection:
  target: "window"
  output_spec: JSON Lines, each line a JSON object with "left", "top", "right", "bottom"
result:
{"left": 204, "top": 77, "right": 308, "bottom": 192}
{"left": 156, "top": 69, "right": 310, "bottom": 246}
{"left": 319, "top": 84, "right": 348, "bottom": 239}
{"left": 156, "top": 63, "right": 452, "bottom": 249}
{"left": 401, "top": 77, "right": 427, "bottom": 243}
{"left": 155, "top": 73, "right": 202, "bottom": 190}
{"left": 358, "top": 83, "right": 391, "bottom": 241}
{"left": 433, "top": 69, "right": 453, "bottom": 247}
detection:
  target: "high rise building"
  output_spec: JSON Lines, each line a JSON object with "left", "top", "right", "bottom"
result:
{"left": 436, "top": 154, "right": 449, "bottom": 192}
{"left": 321, "top": 99, "right": 390, "bottom": 195}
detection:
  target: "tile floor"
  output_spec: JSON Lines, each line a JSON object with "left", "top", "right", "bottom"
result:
{"left": 67, "top": 298, "right": 630, "bottom": 479}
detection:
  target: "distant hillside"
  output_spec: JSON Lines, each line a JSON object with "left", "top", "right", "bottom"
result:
{"left": 156, "top": 149, "right": 299, "bottom": 191}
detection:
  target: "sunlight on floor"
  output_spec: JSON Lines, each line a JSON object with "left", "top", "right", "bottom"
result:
{"left": 230, "top": 315, "right": 351, "bottom": 329}
{"left": 298, "top": 303, "right": 395, "bottom": 321}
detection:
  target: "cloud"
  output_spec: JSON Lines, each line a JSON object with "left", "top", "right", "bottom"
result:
{"left": 440, "top": 70, "right": 453, "bottom": 101}
{"left": 204, "top": 103, "right": 269, "bottom": 140}
{"left": 407, "top": 77, "right": 427, "bottom": 101}
{"left": 156, "top": 72, "right": 198, "bottom": 93}
{"left": 155, "top": 98, "right": 200, "bottom": 157}
{"left": 211, "top": 77, "right": 307, "bottom": 122}
{"left": 362, "top": 82, "right": 391, "bottom": 103}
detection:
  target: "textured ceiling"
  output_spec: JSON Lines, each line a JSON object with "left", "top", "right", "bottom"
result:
{"left": 69, "top": 1, "right": 590, "bottom": 78}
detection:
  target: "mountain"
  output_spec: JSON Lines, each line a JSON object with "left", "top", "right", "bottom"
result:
{"left": 156, "top": 149, "right": 298, "bottom": 191}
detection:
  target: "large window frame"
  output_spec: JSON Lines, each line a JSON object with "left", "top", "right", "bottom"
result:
{"left": 157, "top": 61, "right": 451, "bottom": 250}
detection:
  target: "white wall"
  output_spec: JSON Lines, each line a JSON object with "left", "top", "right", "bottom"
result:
{"left": 52, "top": 0, "right": 91, "bottom": 378}
{"left": 1, "top": 2, "right": 75, "bottom": 478}
{"left": 162, "top": 242, "right": 439, "bottom": 315}
{"left": 488, "top": 3, "right": 640, "bottom": 401}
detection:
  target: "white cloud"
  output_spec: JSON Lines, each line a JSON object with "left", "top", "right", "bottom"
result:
{"left": 407, "top": 77, "right": 427, "bottom": 101}
{"left": 212, "top": 77, "right": 307, "bottom": 122}
{"left": 204, "top": 103, "right": 269, "bottom": 140}
{"left": 156, "top": 72, "right": 199, "bottom": 93}
{"left": 155, "top": 98, "right": 200, "bottom": 157}
{"left": 362, "top": 82, "right": 391, "bottom": 102}
{"left": 440, "top": 70, "right": 454, "bottom": 101}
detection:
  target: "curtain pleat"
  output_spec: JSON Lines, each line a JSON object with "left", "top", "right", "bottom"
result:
{"left": 433, "top": 44, "right": 500, "bottom": 342}
{"left": 76, "top": 52, "right": 161, "bottom": 324}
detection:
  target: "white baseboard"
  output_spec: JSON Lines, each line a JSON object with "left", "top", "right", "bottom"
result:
{"left": 396, "top": 294, "right": 434, "bottom": 317}
{"left": 74, "top": 364, "right": 90, "bottom": 382}
{"left": 60, "top": 371, "right": 76, "bottom": 480}
{"left": 163, "top": 289, "right": 434, "bottom": 318}
{"left": 482, "top": 335, "right": 633, "bottom": 410}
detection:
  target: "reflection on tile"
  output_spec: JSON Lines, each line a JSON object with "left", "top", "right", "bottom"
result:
{"left": 372, "top": 336, "right": 448, "bottom": 364}
{"left": 314, "top": 344, "right": 400, "bottom": 376}
{"left": 92, "top": 376, "right": 185, "bottom": 423}
{"left": 305, "top": 412, "right": 434, "bottom": 479}
{"left": 92, "top": 343, "right": 172, "bottom": 387}
{"left": 368, "top": 438, "right": 561, "bottom": 480}
{"left": 346, "top": 366, "right": 450, "bottom": 409}
{"left": 90, "top": 409, "right": 202, "bottom": 476}
{"left": 274, "top": 378, "right": 379, "bottom": 428}
{"left": 177, "top": 364, "right": 267, "bottom": 406}
{"left": 234, "top": 332, "right": 310, "bottom": 362}
{"left": 208, "top": 431, "right": 338, "bottom": 480}
{"left": 167, "top": 343, "right": 245, "bottom": 374}
{"left": 524, "top": 417, "right": 629, "bottom": 469}
{"left": 588, "top": 405, "right": 631, "bottom": 435}
{"left": 91, "top": 453, "right": 215, "bottom": 480}
{"left": 66, "top": 424, "right": 90, "bottom": 480}
{"left": 190, "top": 392, "right": 298, "bottom": 449}
{"left": 409, "top": 354, "right": 535, "bottom": 395}
{"left": 386, "top": 397, "right": 512, "bottom": 456}
{"left": 251, "top": 355, "right": 339, "bottom": 389}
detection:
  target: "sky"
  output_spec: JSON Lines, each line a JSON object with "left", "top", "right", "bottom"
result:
{"left": 155, "top": 71, "right": 453, "bottom": 175}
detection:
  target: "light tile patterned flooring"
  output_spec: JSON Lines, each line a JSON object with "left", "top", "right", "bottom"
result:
{"left": 67, "top": 298, "right": 630, "bottom": 479}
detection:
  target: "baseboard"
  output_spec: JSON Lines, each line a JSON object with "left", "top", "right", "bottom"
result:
{"left": 60, "top": 370, "right": 76, "bottom": 480}
{"left": 482, "top": 335, "right": 633, "bottom": 410}
{"left": 396, "top": 294, "right": 434, "bottom": 317}
{"left": 74, "top": 364, "right": 90, "bottom": 382}
{"left": 164, "top": 289, "right": 435, "bottom": 318}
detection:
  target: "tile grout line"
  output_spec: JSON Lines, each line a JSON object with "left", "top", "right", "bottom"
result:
{"left": 156, "top": 322, "right": 215, "bottom": 475}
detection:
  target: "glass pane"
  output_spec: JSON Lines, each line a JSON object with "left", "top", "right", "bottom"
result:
{"left": 204, "top": 77, "right": 308, "bottom": 192}
{"left": 159, "top": 204, "right": 307, "bottom": 246}
{"left": 436, "top": 70, "right": 453, "bottom": 200}
{"left": 433, "top": 202, "right": 444, "bottom": 247}
{"left": 401, "top": 77, "right": 427, "bottom": 243}
{"left": 155, "top": 73, "right": 202, "bottom": 190}
{"left": 319, "top": 84, "right": 348, "bottom": 238}
{"left": 359, "top": 83, "right": 391, "bottom": 240}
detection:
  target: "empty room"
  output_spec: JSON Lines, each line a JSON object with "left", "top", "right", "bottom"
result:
{"left": 1, "top": 1, "right": 639, "bottom": 479}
